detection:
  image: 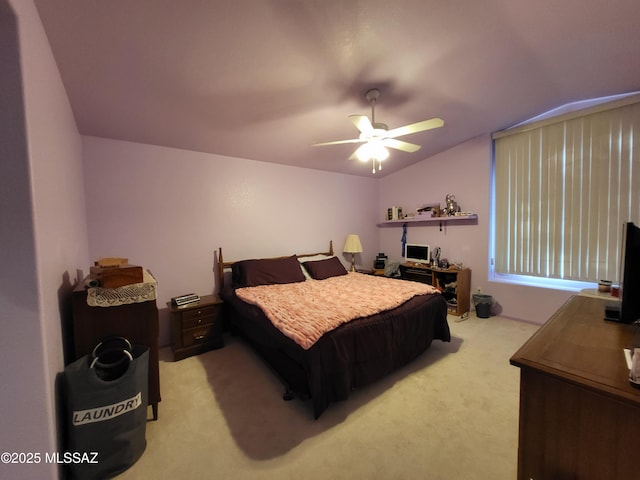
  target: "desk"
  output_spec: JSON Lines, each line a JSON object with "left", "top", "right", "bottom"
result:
{"left": 71, "top": 278, "right": 161, "bottom": 419}
{"left": 399, "top": 263, "right": 470, "bottom": 316}
{"left": 510, "top": 296, "right": 640, "bottom": 479}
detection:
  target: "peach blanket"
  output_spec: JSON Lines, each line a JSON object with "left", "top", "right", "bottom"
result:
{"left": 235, "top": 272, "right": 439, "bottom": 350}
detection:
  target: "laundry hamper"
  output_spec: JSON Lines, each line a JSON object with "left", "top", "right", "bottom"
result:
{"left": 63, "top": 337, "right": 148, "bottom": 479}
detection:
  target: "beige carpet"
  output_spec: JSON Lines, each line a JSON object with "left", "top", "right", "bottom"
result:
{"left": 115, "top": 314, "right": 538, "bottom": 480}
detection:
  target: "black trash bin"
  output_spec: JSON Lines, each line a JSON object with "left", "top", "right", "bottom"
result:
{"left": 64, "top": 337, "right": 148, "bottom": 479}
{"left": 473, "top": 294, "right": 492, "bottom": 318}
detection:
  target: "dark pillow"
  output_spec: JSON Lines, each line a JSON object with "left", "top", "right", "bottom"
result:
{"left": 303, "top": 256, "right": 348, "bottom": 280}
{"left": 232, "top": 255, "right": 306, "bottom": 287}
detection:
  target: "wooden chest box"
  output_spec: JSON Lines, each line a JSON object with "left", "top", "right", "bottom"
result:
{"left": 89, "top": 264, "right": 144, "bottom": 288}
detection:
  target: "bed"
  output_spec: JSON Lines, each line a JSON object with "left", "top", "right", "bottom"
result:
{"left": 218, "top": 241, "right": 451, "bottom": 418}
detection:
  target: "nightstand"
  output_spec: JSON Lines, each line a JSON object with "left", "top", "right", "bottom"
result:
{"left": 356, "top": 268, "right": 374, "bottom": 274}
{"left": 168, "top": 294, "right": 224, "bottom": 361}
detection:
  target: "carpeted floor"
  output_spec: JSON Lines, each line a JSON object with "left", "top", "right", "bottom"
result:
{"left": 115, "top": 314, "right": 539, "bottom": 480}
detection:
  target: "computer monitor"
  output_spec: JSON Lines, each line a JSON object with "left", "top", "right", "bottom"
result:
{"left": 404, "top": 244, "right": 430, "bottom": 264}
{"left": 620, "top": 222, "right": 640, "bottom": 324}
{"left": 606, "top": 222, "right": 640, "bottom": 323}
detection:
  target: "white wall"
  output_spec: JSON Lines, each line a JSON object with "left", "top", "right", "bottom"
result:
{"left": 379, "top": 135, "right": 572, "bottom": 324}
{"left": 1, "top": 1, "right": 88, "bottom": 479}
{"left": 82, "top": 132, "right": 572, "bottom": 342}
{"left": 378, "top": 135, "right": 491, "bottom": 275}
{"left": 82, "top": 137, "right": 379, "bottom": 345}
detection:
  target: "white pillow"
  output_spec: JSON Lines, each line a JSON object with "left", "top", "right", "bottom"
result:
{"left": 297, "top": 254, "right": 334, "bottom": 280}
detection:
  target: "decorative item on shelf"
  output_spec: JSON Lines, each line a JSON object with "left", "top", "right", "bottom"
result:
{"left": 444, "top": 193, "right": 461, "bottom": 216}
{"left": 343, "top": 234, "right": 363, "bottom": 272}
{"left": 417, "top": 203, "right": 441, "bottom": 217}
{"left": 386, "top": 206, "right": 403, "bottom": 220}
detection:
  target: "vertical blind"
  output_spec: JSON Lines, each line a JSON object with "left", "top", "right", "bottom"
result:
{"left": 493, "top": 100, "right": 640, "bottom": 283}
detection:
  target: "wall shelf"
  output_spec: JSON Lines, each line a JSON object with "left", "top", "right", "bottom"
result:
{"left": 377, "top": 214, "right": 478, "bottom": 228}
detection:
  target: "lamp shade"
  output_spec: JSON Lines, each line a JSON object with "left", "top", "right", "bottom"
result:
{"left": 343, "top": 234, "right": 363, "bottom": 253}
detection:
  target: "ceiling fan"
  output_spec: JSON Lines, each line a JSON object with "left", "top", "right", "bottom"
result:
{"left": 313, "top": 88, "right": 444, "bottom": 173}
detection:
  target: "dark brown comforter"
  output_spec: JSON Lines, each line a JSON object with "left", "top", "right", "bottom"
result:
{"left": 220, "top": 282, "right": 450, "bottom": 418}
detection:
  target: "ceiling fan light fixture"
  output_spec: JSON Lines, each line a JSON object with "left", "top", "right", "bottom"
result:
{"left": 355, "top": 141, "right": 389, "bottom": 162}
{"left": 373, "top": 145, "right": 389, "bottom": 162}
{"left": 355, "top": 143, "right": 372, "bottom": 162}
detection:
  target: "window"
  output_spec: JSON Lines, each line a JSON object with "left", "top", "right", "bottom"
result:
{"left": 491, "top": 95, "right": 640, "bottom": 290}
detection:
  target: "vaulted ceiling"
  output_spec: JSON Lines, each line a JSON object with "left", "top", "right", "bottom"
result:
{"left": 34, "top": 0, "right": 640, "bottom": 177}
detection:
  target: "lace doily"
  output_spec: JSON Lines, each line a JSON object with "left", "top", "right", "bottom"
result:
{"left": 87, "top": 270, "right": 157, "bottom": 307}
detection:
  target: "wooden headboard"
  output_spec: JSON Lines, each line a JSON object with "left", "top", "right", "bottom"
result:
{"left": 217, "top": 241, "right": 334, "bottom": 290}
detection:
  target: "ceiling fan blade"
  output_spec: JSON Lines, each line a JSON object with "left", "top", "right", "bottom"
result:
{"left": 313, "top": 115, "right": 375, "bottom": 148}
{"left": 349, "top": 115, "right": 374, "bottom": 134}
{"left": 385, "top": 118, "right": 444, "bottom": 138}
{"left": 348, "top": 148, "right": 362, "bottom": 161}
{"left": 313, "top": 138, "right": 365, "bottom": 147}
{"left": 382, "top": 138, "right": 422, "bottom": 153}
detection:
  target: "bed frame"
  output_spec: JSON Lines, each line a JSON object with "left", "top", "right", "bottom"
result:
{"left": 216, "top": 240, "right": 449, "bottom": 418}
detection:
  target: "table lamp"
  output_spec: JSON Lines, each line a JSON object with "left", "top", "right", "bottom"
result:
{"left": 343, "top": 234, "right": 363, "bottom": 272}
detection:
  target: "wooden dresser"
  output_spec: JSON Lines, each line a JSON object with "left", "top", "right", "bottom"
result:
{"left": 71, "top": 279, "right": 161, "bottom": 420}
{"left": 510, "top": 295, "right": 640, "bottom": 479}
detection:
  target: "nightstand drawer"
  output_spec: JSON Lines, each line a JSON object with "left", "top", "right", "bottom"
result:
{"left": 182, "top": 309, "right": 219, "bottom": 329}
{"left": 182, "top": 324, "right": 217, "bottom": 348}
{"left": 182, "top": 305, "right": 215, "bottom": 323}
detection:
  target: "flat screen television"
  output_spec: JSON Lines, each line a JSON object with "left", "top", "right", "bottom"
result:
{"left": 619, "top": 222, "right": 640, "bottom": 324}
{"left": 404, "top": 244, "right": 430, "bottom": 264}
